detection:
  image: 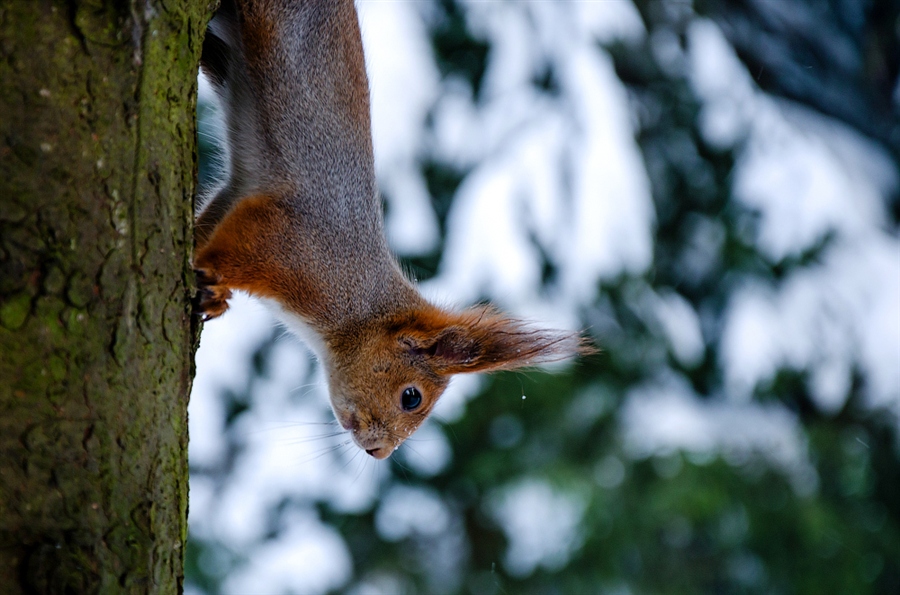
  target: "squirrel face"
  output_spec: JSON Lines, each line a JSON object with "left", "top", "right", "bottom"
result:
{"left": 322, "top": 304, "right": 584, "bottom": 458}
{"left": 325, "top": 324, "right": 451, "bottom": 459}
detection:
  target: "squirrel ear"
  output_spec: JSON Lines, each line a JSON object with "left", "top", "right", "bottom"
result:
{"left": 406, "top": 327, "right": 481, "bottom": 370}
{"left": 406, "top": 306, "right": 591, "bottom": 376}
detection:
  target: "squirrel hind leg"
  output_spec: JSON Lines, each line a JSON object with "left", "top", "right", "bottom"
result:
{"left": 195, "top": 268, "right": 233, "bottom": 321}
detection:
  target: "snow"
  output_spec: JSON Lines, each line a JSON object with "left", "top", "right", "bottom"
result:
{"left": 488, "top": 479, "right": 587, "bottom": 577}
{"left": 621, "top": 376, "right": 819, "bottom": 496}
{"left": 430, "top": 373, "right": 484, "bottom": 424}
{"left": 222, "top": 508, "right": 352, "bottom": 595}
{"left": 721, "top": 237, "right": 900, "bottom": 419}
{"left": 689, "top": 19, "right": 895, "bottom": 262}
{"left": 734, "top": 111, "right": 890, "bottom": 261}
{"left": 357, "top": 0, "right": 441, "bottom": 256}
{"left": 651, "top": 289, "right": 706, "bottom": 368}
{"left": 395, "top": 420, "right": 453, "bottom": 477}
{"left": 375, "top": 485, "right": 451, "bottom": 542}
{"left": 690, "top": 21, "right": 900, "bottom": 419}
{"left": 190, "top": 292, "right": 273, "bottom": 468}
{"left": 558, "top": 43, "right": 655, "bottom": 300}
{"left": 426, "top": 0, "right": 655, "bottom": 312}
{"left": 689, "top": 19, "right": 755, "bottom": 150}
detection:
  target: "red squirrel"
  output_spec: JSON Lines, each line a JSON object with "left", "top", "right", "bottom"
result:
{"left": 194, "top": 0, "right": 589, "bottom": 459}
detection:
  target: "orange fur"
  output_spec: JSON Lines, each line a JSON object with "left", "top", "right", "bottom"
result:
{"left": 195, "top": 194, "right": 333, "bottom": 320}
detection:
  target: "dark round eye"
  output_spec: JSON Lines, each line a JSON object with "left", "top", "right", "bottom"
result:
{"left": 401, "top": 387, "right": 422, "bottom": 411}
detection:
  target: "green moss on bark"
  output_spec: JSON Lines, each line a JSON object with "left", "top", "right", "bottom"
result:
{"left": 0, "top": 1, "right": 210, "bottom": 592}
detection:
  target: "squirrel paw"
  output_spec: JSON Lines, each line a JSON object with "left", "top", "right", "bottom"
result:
{"left": 194, "top": 268, "right": 232, "bottom": 321}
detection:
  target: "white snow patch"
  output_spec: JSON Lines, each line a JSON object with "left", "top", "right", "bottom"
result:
{"left": 689, "top": 20, "right": 895, "bottom": 262}
{"left": 431, "top": 156, "right": 544, "bottom": 305}
{"left": 358, "top": 0, "right": 441, "bottom": 255}
{"left": 396, "top": 421, "right": 453, "bottom": 477}
{"left": 556, "top": 44, "right": 655, "bottom": 301}
{"left": 223, "top": 509, "right": 351, "bottom": 595}
{"left": 574, "top": 0, "right": 645, "bottom": 44}
{"left": 646, "top": 289, "right": 706, "bottom": 368}
{"left": 690, "top": 19, "right": 899, "bottom": 422}
{"left": 488, "top": 479, "right": 587, "bottom": 577}
{"left": 427, "top": 0, "right": 654, "bottom": 311}
{"left": 721, "top": 238, "right": 900, "bottom": 419}
{"left": 734, "top": 111, "right": 890, "bottom": 261}
{"left": 431, "top": 373, "right": 484, "bottom": 424}
{"left": 621, "top": 377, "right": 819, "bottom": 495}
{"left": 375, "top": 485, "right": 451, "bottom": 542}
{"left": 689, "top": 19, "right": 755, "bottom": 149}
{"left": 190, "top": 292, "right": 273, "bottom": 467}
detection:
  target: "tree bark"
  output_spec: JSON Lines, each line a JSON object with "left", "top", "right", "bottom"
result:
{"left": 0, "top": 1, "right": 207, "bottom": 592}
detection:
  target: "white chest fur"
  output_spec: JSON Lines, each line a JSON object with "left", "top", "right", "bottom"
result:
{"left": 258, "top": 297, "right": 331, "bottom": 367}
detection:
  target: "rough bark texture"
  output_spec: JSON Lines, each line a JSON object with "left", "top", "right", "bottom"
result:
{"left": 0, "top": 1, "right": 208, "bottom": 592}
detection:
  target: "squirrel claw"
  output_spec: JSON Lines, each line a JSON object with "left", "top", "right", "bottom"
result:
{"left": 194, "top": 268, "right": 232, "bottom": 320}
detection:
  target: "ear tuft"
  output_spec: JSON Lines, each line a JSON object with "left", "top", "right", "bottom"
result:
{"left": 406, "top": 305, "right": 594, "bottom": 376}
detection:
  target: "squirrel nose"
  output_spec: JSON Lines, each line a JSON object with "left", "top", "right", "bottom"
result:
{"left": 365, "top": 447, "right": 390, "bottom": 460}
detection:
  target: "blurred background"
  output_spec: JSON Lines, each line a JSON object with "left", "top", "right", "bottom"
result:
{"left": 186, "top": 0, "right": 900, "bottom": 593}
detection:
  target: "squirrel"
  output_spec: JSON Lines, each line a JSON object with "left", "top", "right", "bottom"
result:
{"left": 194, "top": 0, "right": 589, "bottom": 459}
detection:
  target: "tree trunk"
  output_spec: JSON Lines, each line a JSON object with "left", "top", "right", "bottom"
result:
{"left": 0, "top": 1, "right": 207, "bottom": 592}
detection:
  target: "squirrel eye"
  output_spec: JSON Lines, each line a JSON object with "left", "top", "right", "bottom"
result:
{"left": 401, "top": 387, "right": 422, "bottom": 411}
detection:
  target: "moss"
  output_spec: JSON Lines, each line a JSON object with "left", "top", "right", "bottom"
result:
{"left": 47, "top": 355, "right": 67, "bottom": 383}
{"left": 34, "top": 296, "right": 67, "bottom": 343}
{"left": 65, "top": 271, "right": 94, "bottom": 308}
{"left": 63, "top": 307, "right": 89, "bottom": 335}
{"left": 0, "top": 292, "right": 31, "bottom": 330}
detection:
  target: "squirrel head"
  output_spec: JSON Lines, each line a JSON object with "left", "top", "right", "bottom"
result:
{"left": 324, "top": 304, "right": 587, "bottom": 459}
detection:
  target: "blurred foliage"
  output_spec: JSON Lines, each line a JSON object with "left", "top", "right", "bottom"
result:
{"left": 187, "top": 1, "right": 899, "bottom": 593}
{"left": 696, "top": 0, "right": 900, "bottom": 165}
